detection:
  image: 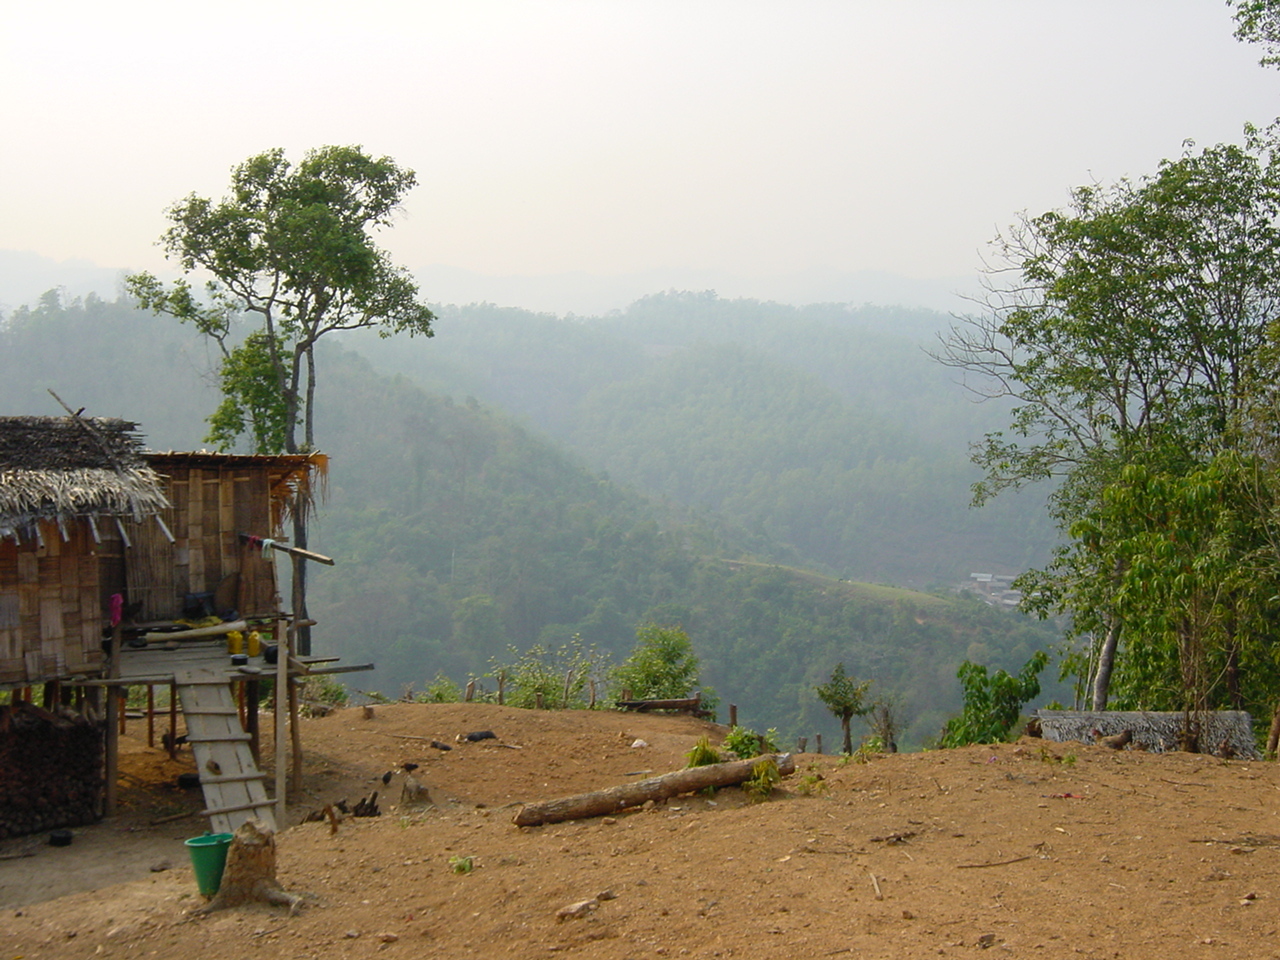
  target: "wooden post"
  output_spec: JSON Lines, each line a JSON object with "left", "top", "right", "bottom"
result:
{"left": 536, "top": 691, "right": 544, "bottom": 710}
{"left": 729, "top": 704, "right": 738, "bottom": 727}
{"left": 289, "top": 674, "right": 303, "bottom": 795}
{"left": 464, "top": 679, "right": 475, "bottom": 702}
{"left": 104, "top": 626, "right": 121, "bottom": 816}
{"left": 168, "top": 681, "right": 178, "bottom": 760}
{"left": 118, "top": 688, "right": 127, "bottom": 734}
{"left": 797, "top": 737, "right": 808, "bottom": 753}
{"left": 146, "top": 684, "right": 155, "bottom": 748}
{"left": 589, "top": 679, "right": 597, "bottom": 709}
{"left": 274, "top": 620, "right": 287, "bottom": 826}
{"left": 286, "top": 622, "right": 303, "bottom": 796}
{"left": 497, "top": 671, "right": 505, "bottom": 706}
{"left": 815, "top": 733, "right": 823, "bottom": 755}
{"left": 246, "top": 679, "right": 261, "bottom": 764}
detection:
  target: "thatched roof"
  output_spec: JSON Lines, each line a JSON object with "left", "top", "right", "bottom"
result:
{"left": 0, "top": 416, "right": 170, "bottom": 529}
{"left": 1035, "top": 709, "right": 1260, "bottom": 760}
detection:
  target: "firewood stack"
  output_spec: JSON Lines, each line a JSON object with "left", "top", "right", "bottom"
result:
{"left": 0, "top": 701, "right": 104, "bottom": 839}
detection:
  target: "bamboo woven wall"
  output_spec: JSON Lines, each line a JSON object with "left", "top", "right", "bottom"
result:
{"left": 0, "top": 524, "right": 104, "bottom": 685}
{"left": 141, "top": 461, "right": 278, "bottom": 621}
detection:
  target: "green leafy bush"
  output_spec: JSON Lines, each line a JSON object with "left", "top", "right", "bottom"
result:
{"left": 419, "top": 671, "right": 463, "bottom": 703}
{"left": 742, "top": 757, "right": 781, "bottom": 802}
{"left": 940, "top": 650, "right": 1049, "bottom": 747}
{"left": 685, "top": 735, "right": 722, "bottom": 768}
{"left": 722, "top": 725, "right": 780, "bottom": 759}
{"left": 610, "top": 623, "right": 706, "bottom": 702}
{"left": 488, "top": 635, "right": 608, "bottom": 709}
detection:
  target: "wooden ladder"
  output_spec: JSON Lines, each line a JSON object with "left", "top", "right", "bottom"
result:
{"left": 174, "top": 668, "right": 276, "bottom": 833}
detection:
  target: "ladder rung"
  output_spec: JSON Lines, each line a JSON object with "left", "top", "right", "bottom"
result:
{"left": 201, "top": 798, "right": 276, "bottom": 817}
{"left": 200, "top": 772, "right": 266, "bottom": 785}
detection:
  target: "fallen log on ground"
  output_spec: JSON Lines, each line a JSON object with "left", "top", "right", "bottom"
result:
{"left": 615, "top": 695, "right": 713, "bottom": 717}
{"left": 512, "top": 753, "right": 795, "bottom": 827}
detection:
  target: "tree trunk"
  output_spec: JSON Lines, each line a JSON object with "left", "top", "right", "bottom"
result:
{"left": 841, "top": 715, "right": 853, "bottom": 755}
{"left": 291, "top": 509, "right": 311, "bottom": 656}
{"left": 196, "top": 818, "right": 304, "bottom": 914}
{"left": 513, "top": 754, "right": 796, "bottom": 827}
{"left": 1267, "top": 701, "right": 1280, "bottom": 758}
{"left": 1091, "top": 618, "right": 1121, "bottom": 710}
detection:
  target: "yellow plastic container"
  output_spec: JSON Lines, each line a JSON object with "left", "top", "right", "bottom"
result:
{"left": 247, "top": 630, "right": 261, "bottom": 657}
{"left": 226, "top": 630, "right": 243, "bottom": 655}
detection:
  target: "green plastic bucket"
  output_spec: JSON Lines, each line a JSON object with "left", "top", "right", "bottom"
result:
{"left": 185, "top": 832, "right": 234, "bottom": 897}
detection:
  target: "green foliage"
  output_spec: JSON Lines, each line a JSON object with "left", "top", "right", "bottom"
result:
{"left": 127, "top": 145, "right": 435, "bottom": 454}
{"left": 685, "top": 735, "right": 722, "bottom": 768}
{"left": 303, "top": 676, "right": 349, "bottom": 708}
{"left": 419, "top": 671, "right": 463, "bottom": 703}
{"left": 610, "top": 623, "right": 703, "bottom": 701}
{"left": 940, "top": 650, "right": 1048, "bottom": 747}
{"left": 489, "top": 635, "right": 608, "bottom": 710}
{"left": 814, "top": 662, "right": 872, "bottom": 754}
{"left": 1231, "top": 0, "right": 1280, "bottom": 67}
{"left": 795, "top": 765, "right": 827, "bottom": 796}
{"left": 722, "top": 725, "right": 779, "bottom": 759}
{"left": 940, "top": 130, "right": 1280, "bottom": 714}
{"left": 742, "top": 757, "right": 782, "bottom": 802}
{"left": 205, "top": 329, "right": 293, "bottom": 454}
{"left": 448, "top": 856, "right": 474, "bottom": 874}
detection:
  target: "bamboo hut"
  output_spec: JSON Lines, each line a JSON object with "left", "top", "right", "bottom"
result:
{"left": 1, "top": 417, "right": 345, "bottom": 838}
{"left": 0, "top": 415, "right": 169, "bottom": 837}
{"left": 0, "top": 415, "right": 169, "bottom": 687}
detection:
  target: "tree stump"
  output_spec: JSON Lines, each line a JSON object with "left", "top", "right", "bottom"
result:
{"left": 195, "top": 818, "right": 304, "bottom": 915}
{"left": 400, "top": 775, "right": 433, "bottom": 809}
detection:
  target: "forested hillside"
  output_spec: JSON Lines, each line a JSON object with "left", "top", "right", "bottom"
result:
{"left": 0, "top": 292, "right": 1065, "bottom": 747}
{"left": 348, "top": 292, "right": 1056, "bottom": 585}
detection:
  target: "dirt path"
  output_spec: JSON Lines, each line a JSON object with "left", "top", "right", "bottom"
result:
{"left": 5, "top": 703, "right": 1280, "bottom": 959}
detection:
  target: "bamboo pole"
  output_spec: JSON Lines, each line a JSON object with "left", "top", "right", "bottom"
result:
{"left": 168, "top": 681, "right": 178, "bottom": 760}
{"left": 274, "top": 619, "right": 287, "bottom": 825}
{"left": 104, "top": 626, "right": 120, "bottom": 816}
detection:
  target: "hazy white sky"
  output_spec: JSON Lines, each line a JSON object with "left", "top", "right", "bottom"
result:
{"left": 2, "top": 1, "right": 1277, "bottom": 308}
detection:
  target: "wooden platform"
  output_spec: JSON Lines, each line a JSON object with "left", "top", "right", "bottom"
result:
{"left": 113, "top": 640, "right": 276, "bottom": 833}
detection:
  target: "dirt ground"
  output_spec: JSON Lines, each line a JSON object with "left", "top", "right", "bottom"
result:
{"left": 4, "top": 702, "right": 1280, "bottom": 959}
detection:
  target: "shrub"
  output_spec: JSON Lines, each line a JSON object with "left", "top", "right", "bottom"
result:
{"left": 722, "top": 725, "right": 780, "bottom": 759}
{"left": 488, "top": 635, "right": 608, "bottom": 709}
{"left": 742, "top": 757, "right": 781, "bottom": 802}
{"left": 419, "top": 671, "right": 463, "bottom": 703}
{"left": 940, "top": 650, "right": 1049, "bottom": 747}
{"left": 685, "top": 735, "right": 722, "bottom": 768}
{"left": 610, "top": 623, "right": 703, "bottom": 701}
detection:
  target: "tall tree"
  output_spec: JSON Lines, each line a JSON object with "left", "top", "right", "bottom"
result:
{"left": 937, "top": 131, "right": 1280, "bottom": 709}
{"left": 814, "top": 661, "right": 871, "bottom": 755}
{"left": 127, "top": 145, "right": 435, "bottom": 652}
